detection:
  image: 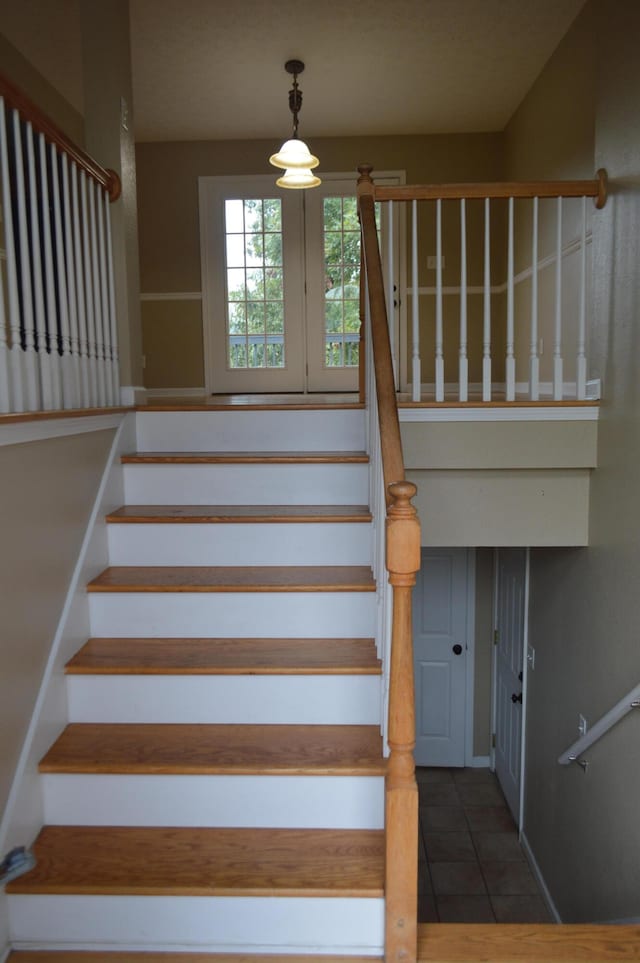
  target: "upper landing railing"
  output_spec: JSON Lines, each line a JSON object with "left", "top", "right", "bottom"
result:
{"left": 359, "top": 165, "right": 608, "bottom": 403}
{"left": 0, "top": 73, "right": 122, "bottom": 414}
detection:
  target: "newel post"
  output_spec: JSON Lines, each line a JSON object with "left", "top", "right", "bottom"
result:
{"left": 385, "top": 480, "right": 420, "bottom": 963}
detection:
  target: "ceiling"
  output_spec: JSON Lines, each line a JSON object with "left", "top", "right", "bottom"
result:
{"left": 0, "top": 0, "right": 586, "bottom": 143}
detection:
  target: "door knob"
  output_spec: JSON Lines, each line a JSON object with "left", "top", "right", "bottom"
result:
{"left": 511, "top": 692, "right": 523, "bottom": 704}
{"left": 452, "top": 644, "right": 463, "bottom": 655}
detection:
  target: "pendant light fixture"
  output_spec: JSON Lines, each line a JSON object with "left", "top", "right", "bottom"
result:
{"left": 269, "top": 60, "right": 321, "bottom": 189}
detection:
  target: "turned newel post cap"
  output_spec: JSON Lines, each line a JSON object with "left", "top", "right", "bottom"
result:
{"left": 357, "top": 164, "right": 375, "bottom": 194}
{"left": 595, "top": 168, "right": 608, "bottom": 210}
{"left": 388, "top": 480, "right": 418, "bottom": 512}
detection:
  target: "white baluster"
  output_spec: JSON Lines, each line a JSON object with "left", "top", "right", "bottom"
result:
{"left": 482, "top": 197, "right": 491, "bottom": 402}
{"left": 89, "top": 179, "right": 106, "bottom": 406}
{"left": 435, "top": 198, "right": 444, "bottom": 402}
{"left": 459, "top": 198, "right": 468, "bottom": 402}
{"left": 104, "top": 190, "right": 120, "bottom": 401}
{"left": 72, "top": 164, "right": 91, "bottom": 407}
{"left": 386, "top": 200, "right": 397, "bottom": 387}
{"left": 411, "top": 199, "right": 420, "bottom": 402}
{"left": 26, "top": 123, "right": 51, "bottom": 407}
{"left": 0, "top": 97, "right": 16, "bottom": 411}
{"left": 13, "top": 113, "right": 39, "bottom": 410}
{"left": 553, "top": 197, "right": 563, "bottom": 400}
{"left": 80, "top": 170, "right": 98, "bottom": 406}
{"left": 506, "top": 196, "right": 515, "bottom": 401}
{"left": 529, "top": 196, "right": 539, "bottom": 401}
{"left": 577, "top": 195, "right": 587, "bottom": 400}
{"left": 51, "top": 145, "right": 75, "bottom": 409}
{"left": 62, "top": 157, "right": 82, "bottom": 406}
{"left": 37, "top": 132, "right": 63, "bottom": 409}
{"left": 96, "top": 185, "right": 113, "bottom": 404}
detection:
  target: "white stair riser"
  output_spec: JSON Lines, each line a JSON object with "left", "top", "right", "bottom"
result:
{"left": 89, "top": 592, "right": 376, "bottom": 639}
{"left": 8, "top": 894, "right": 384, "bottom": 955}
{"left": 136, "top": 409, "right": 366, "bottom": 453}
{"left": 67, "top": 675, "right": 381, "bottom": 724}
{"left": 123, "top": 464, "right": 369, "bottom": 505}
{"left": 107, "top": 522, "right": 372, "bottom": 566}
{"left": 42, "top": 774, "right": 384, "bottom": 829}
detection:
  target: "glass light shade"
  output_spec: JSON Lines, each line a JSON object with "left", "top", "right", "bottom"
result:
{"left": 276, "top": 168, "right": 322, "bottom": 190}
{"left": 269, "top": 138, "right": 319, "bottom": 170}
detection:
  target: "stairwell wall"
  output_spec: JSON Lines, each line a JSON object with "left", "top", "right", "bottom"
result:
{"left": 506, "top": 0, "right": 640, "bottom": 922}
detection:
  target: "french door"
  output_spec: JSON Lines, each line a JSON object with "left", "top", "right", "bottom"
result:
{"left": 199, "top": 173, "right": 401, "bottom": 394}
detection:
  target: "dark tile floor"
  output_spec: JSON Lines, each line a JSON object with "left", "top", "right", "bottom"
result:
{"left": 417, "top": 767, "right": 553, "bottom": 923}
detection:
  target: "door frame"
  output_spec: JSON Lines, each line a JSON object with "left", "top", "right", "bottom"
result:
{"left": 490, "top": 547, "right": 530, "bottom": 830}
{"left": 198, "top": 170, "right": 406, "bottom": 395}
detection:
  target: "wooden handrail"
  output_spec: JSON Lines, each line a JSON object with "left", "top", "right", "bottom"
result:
{"left": 373, "top": 169, "right": 608, "bottom": 209}
{"left": 358, "top": 163, "right": 420, "bottom": 963}
{"left": 0, "top": 71, "right": 121, "bottom": 201}
{"left": 358, "top": 166, "right": 405, "bottom": 498}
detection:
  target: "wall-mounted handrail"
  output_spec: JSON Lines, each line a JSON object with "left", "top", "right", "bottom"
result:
{"left": 558, "top": 681, "right": 640, "bottom": 766}
{"left": 358, "top": 163, "right": 420, "bottom": 963}
{"left": 0, "top": 72, "right": 121, "bottom": 200}
{"left": 373, "top": 171, "right": 608, "bottom": 208}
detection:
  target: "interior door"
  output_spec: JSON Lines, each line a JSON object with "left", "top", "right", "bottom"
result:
{"left": 413, "top": 548, "right": 470, "bottom": 767}
{"left": 494, "top": 548, "right": 527, "bottom": 822}
{"left": 200, "top": 176, "right": 305, "bottom": 393}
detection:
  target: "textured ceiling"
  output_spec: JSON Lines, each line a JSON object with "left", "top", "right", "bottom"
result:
{"left": 0, "top": 0, "right": 586, "bottom": 143}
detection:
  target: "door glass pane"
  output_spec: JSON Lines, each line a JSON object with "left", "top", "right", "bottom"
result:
{"left": 224, "top": 198, "right": 284, "bottom": 369}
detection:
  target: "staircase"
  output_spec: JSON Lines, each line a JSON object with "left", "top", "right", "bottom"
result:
{"left": 6, "top": 404, "right": 388, "bottom": 959}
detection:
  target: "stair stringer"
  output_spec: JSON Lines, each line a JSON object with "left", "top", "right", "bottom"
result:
{"left": 0, "top": 413, "right": 134, "bottom": 875}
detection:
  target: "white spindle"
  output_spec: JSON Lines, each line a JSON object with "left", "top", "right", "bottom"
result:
{"left": 506, "top": 196, "right": 515, "bottom": 401}
{"left": 62, "top": 156, "right": 82, "bottom": 406}
{"left": 459, "top": 198, "right": 468, "bottom": 402}
{"left": 482, "top": 197, "right": 491, "bottom": 402}
{"left": 72, "top": 163, "right": 91, "bottom": 407}
{"left": 104, "top": 190, "right": 120, "bottom": 401}
{"left": 553, "top": 196, "right": 563, "bottom": 400}
{"left": 411, "top": 199, "right": 420, "bottom": 402}
{"left": 80, "top": 170, "right": 98, "bottom": 406}
{"left": 96, "top": 184, "right": 114, "bottom": 404}
{"left": 14, "top": 114, "right": 39, "bottom": 410}
{"left": 529, "top": 196, "right": 539, "bottom": 401}
{"left": 89, "top": 179, "right": 106, "bottom": 406}
{"left": 51, "top": 145, "right": 75, "bottom": 409}
{"left": 577, "top": 195, "right": 587, "bottom": 400}
{"left": 37, "top": 132, "right": 63, "bottom": 409}
{"left": 0, "top": 97, "right": 16, "bottom": 411}
{"left": 26, "top": 123, "right": 51, "bottom": 407}
{"left": 435, "top": 198, "right": 444, "bottom": 402}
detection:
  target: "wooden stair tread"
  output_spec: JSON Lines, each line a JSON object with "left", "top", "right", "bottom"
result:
{"left": 9, "top": 954, "right": 380, "bottom": 962}
{"left": 87, "top": 565, "right": 376, "bottom": 593}
{"left": 121, "top": 450, "right": 369, "bottom": 464}
{"left": 66, "top": 637, "right": 381, "bottom": 675}
{"left": 417, "top": 923, "right": 640, "bottom": 961}
{"left": 106, "top": 504, "right": 372, "bottom": 523}
{"left": 39, "top": 723, "right": 385, "bottom": 775}
{"left": 6, "top": 826, "right": 384, "bottom": 897}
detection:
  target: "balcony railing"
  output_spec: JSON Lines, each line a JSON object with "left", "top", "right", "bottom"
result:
{"left": 0, "top": 73, "right": 121, "bottom": 414}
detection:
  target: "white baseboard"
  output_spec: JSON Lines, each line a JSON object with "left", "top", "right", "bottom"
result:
{"left": 470, "top": 755, "right": 491, "bottom": 768}
{"left": 145, "top": 387, "right": 206, "bottom": 398}
{"left": 120, "top": 385, "right": 147, "bottom": 406}
{"left": 520, "top": 831, "right": 562, "bottom": 923}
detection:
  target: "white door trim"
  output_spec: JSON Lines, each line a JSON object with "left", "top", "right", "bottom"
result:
{"left": 490, "top": 548, "right": 530, "bottom": 828}
{"left": 464, "top": 548, "right": 477, "bottom": 767}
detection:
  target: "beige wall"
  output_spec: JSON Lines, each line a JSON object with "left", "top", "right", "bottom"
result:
{"left": 135, "top": 133, "right": 504, "bottom": 389}
{"left": 0, "top": 430, "right": 115, "bottom": 819}
{"left": 0, "top": 31, "right": 84, "bottom": 145}
{"left": 508, "top": 0, "right": 640, "bottom": 922}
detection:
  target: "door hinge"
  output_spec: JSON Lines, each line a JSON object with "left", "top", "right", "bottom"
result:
{"left": 492, "top": 733, "right": 496, "bottom": 748}
{"left": 493, "top": 629, "right": 499, "bottom": 645}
